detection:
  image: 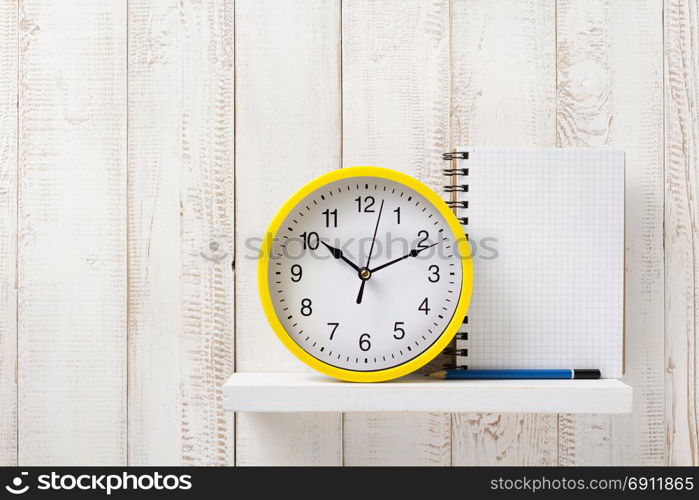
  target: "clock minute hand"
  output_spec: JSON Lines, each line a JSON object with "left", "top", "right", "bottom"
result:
{"left": 320, "top": 241, "right": 361, "bottom": 272}
{"left": 369, "top": 241, "right": 439, "bottom": 273}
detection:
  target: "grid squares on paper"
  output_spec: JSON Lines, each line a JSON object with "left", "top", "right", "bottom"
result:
{"left": 454, "top": 148, "right": 625, "bottom": 378}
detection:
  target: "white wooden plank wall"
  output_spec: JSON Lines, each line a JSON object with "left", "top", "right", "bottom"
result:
{"left": 17, "top": 0, "right": 127, "bottom": 465}
{"left": 450, "top": 0, "right": 558, "bottom": 466}
{"left": 556, "top": 0, "right": 666, "bottom": 466}
{"left": 0, "top": 0, "right": 697, "bottom": 466}
{"left": 127, "top": 0, "right": 183, "bottom": 465}
{"left": 665, "top": 0, "right": 699, "bottom": 465}
{"left": 234, "top": 0, "right": 342, "bottom": 465}
{"left": 0, "top": 0, "right": 18, "bottom": 467}
{"left": 175, "top": 0, "right": 235, "bottom": 465}
{"left": 128, "top": 0, "right": 235, "bottom": 466}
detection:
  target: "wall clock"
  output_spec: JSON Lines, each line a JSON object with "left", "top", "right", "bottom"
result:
{"left": 258, "top": 167, "right": 472, "bottom": 382}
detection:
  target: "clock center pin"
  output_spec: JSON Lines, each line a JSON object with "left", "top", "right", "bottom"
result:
{"left": 358, "top": 267, "right": 371, "bottom": 280}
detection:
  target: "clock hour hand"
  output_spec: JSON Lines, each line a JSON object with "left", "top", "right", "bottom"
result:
{"left": 369, "top": 241, "right": 439, "bottom": 273}
{"left": 356, "top": 280, "right": 366, "bottom": 304}
{"left": 321, "top": 241, "right": 361, "bottom": 273}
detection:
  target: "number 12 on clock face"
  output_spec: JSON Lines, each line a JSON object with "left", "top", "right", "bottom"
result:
{"left": 258, "top": 167, "right": 472, "bottom": 382}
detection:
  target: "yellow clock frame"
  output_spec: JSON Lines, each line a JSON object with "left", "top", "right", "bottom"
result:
{"left": 258, "top": 166, "right": 473, "bottom": 382}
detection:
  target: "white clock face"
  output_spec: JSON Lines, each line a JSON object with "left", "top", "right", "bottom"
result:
{"left": 267, "top": 176, "right": 464, "bottom": 372}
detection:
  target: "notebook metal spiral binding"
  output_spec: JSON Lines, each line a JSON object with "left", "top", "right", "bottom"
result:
{"left": 442, "top": 151, "right": 469, "bottom": 160}
{"left": 446, "top": 200, "right": 468, "bottom": 209}
{"left": 442, "top": 348, "right": 468, "bottom": 357}
{"left": 443, "top": 167, "right": 469, "bottom": 175}
{"left": 443, "top": 150, "right": 469, "bottom": 370}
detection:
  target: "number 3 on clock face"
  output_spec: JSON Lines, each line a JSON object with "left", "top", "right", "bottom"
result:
{"left": 258, "top": 167, "right": 472, "bottom": 382}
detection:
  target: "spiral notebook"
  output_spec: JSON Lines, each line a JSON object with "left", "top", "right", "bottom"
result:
{"left": 443, "top": 148, "right": 625, "bottom": 378}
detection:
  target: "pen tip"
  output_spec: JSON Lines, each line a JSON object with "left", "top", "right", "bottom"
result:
{"left": 428, "top": 370, "right": 446, "bottom": 379}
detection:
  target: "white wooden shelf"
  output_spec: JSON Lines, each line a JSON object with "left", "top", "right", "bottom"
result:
{"left": 224, "top": 372, "right": 633, "bottom": 414}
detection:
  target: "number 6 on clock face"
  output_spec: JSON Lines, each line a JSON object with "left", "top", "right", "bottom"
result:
{"left": 258, "top": 167, "right": 472, "bottom": 382}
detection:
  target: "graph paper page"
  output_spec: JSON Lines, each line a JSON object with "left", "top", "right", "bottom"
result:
{"left": 455, "top": 148, "right": 625, "bottom": 378}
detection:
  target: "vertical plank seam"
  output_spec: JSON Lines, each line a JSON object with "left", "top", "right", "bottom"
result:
{"left": 690, "top": 0, "right": 698, "bottom": 463}
{"left": 686, "top": 0, "right": 697, "bottom": 443}
{"left": 233, "top": 0, "right": 238, "bottom": 467}
{"left": 554, "top": 0, "right": 560, "bottom": 155}
{"left": 14, "top": 0, "right": 20, "bottom": 465}
{"left": 339, "top": 0, "right": 345, "bottom": 466}
{"left": 557, "top": 411, "right": 560, "bottom": 465}
{"left": 125, "top": 0, "right": 130, "bottom": 466}
{"left": 339, "top": 0, "right": 344, "bottom": 163}
{"left": 554, "top": 0, "right": 560, "bottom": 466}
{"left": 661, "top": 0, "right": 667, "bottom": 467}
{"left": 672, "top": 0, "right": 698, "bottom": 463}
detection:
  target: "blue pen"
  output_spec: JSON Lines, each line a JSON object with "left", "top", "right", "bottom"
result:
{"left": 428, "top": 369, "right": 601, "bottom": 380}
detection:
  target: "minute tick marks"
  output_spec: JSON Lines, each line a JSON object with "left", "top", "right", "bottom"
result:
{"left": 261, "top": 169, "right": 471, "bottom": 381}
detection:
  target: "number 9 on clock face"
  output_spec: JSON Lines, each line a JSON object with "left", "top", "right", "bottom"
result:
{"left": 258, "top": 167, "right": 472, "bottom": 382}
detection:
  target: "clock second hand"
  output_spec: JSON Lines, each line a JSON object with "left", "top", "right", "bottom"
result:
{"left": 356, "top": 199, "right": 384, "bottom": 304}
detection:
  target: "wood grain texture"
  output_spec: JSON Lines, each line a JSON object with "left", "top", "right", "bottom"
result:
{"left": 556, "top": 0, "right": 615, "bottom": 465}
{"left": 17, "top": 0, "right": 127, "bottom": 465}
{"left": 450, "top": 0, "right": 558, "bottom": 466}
{"left": 178, "top": 0, "right": 235, "bottom": 466}
{"left": 0, "top": 0, "right": 18, "bottom": 467}
{"left": 557, "top": 0, "right": 665, "bottom": 465}
{"left": 665, "top": 0, "right": 699, "bottom": 465}
{"left": 234, "top": 0, "right": 342, "bottom": 465}
{"left": 341, "top": 0, "right": 451, "bottom": 466}
{"left": 127, "top": 0, "right": 235, "bottom": 466}
{"left": 453, "top": 413, "right": 557, "bottom": 465}
{"left": 558, "top": 413, "right": 613, "bottom": 465}
{"left": 127, "top": 0, "right": 182, "bottom": 466}
{"left": 4, "top": 0, "right": 698, "bottom": 467}
{"left": 236, "top": 413, "right": 340, "bottom": 466}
